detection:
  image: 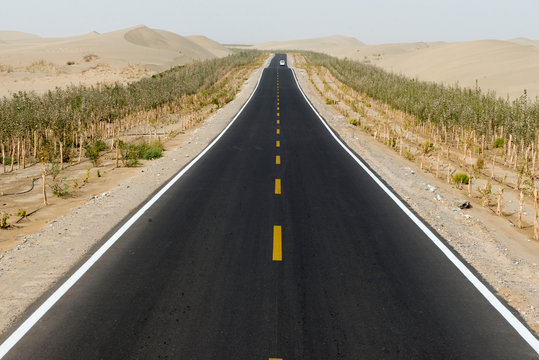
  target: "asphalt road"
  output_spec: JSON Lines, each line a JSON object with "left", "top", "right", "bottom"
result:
{"left": 1, "top": 54, "right": 538, "bottom": 359}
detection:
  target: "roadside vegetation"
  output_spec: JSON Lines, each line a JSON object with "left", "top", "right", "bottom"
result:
{"left": 0, "top": 50, "right": 262, "bottom": 226}
{"left": 295, "top": 52, "right": 539, "bottom": 240}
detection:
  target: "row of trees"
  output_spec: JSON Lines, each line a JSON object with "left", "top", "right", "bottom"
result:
{"left": 0, "top": 50, "right": 261, "bottom": 168}
{"left": 303, "top": 51, "right": 539, "bottom": 148}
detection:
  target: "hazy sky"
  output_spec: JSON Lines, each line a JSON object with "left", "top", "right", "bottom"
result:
{"left": 3, "top": 0, "right": 539, "bottom": 44}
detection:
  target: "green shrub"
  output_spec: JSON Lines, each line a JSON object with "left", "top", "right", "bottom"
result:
{"left": 51, "top": 179, "right": 69, "bottom": 197}
{"left": 452, "top": 173, "right": 470, "bottom": 186}
{"left": 119, "top": 139, "right": 162, "bottom": 166}
{"left": 493, "top": 138, "right": 505, "bottom": 148}
{"left": 325, "top": 98, "right": 337, "bottom": 105}
{"left": 422, "top": 140, "right": 434, "bottom": 154}
{"left": 349, "top": 118, "right": 360, "bottom": 126}
{"left": 0, "top": 213, "right": 9, "bottom": 229}
{"left": 85, "top": 140, "right": 107, "bottom": 166}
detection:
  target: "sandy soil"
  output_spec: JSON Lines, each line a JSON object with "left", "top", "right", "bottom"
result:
{"left": 0, "top": 54, "right": 271, "bottom": 336}
{"left": 289, "top": 54, "right": 539, "bottom": 335}
{"left": 253, "top": 36, "right": 539, "bottom": 100}
{"left": 0, "top": 26, "right": 232, "bottom": 97}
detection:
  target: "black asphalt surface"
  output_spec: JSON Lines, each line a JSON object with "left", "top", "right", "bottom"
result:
{"left": 2, "top": 54, "right": 538, "bottom": 359}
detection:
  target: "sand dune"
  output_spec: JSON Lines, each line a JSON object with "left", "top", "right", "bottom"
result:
{"left": 254, "top": 35, "right": 539, "bottom": 100}
{"left": 0, "top": 31, "right": 41, "bottom": 43}
{"left": 362, "top": 39, "right": 539, "bottom": 99}
{"left": 255, "top": 35, "right": 365, "bottom": 56}
{"left": 187, "top": 35, "right": 234, "bottom": 58}
{"left": 0, "top": 25, "right": 232, "bottom": 97}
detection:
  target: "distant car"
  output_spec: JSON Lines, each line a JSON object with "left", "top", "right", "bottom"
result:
{"left": 279, "top": 60, "right": 285, "bottom": 66}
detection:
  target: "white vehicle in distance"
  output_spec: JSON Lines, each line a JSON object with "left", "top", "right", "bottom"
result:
{"left": 279, "top": 60, "right": 286, "bottom": 66}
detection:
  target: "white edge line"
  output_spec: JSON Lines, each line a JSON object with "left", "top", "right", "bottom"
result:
{"left": 0, "top": 56, "right": 271, "bottom": 359}
{"left": 290, "top": 66, "right": 539, "bottom": 354}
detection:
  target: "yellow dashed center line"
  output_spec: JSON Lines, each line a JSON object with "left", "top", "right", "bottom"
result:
{"left": 277, "top": 107, "right": 279, "bottom": 110}
{"left": 277, "top": 120, "right": 280, "bottom": 124}
{"left": 276, "top": 155, "right": 280, "bottom": 164}
{"left": 275, "top": 179, "right": 281, "bottom": 194}
{"left": 273, "top": 226, "right": 282, "bottom": 261}
{"left": 277, "top": 112, "right": 280, "bottom": 117}
{"left": 276, "top": 140, "right": 280, "bottom": 147}
{"left": 276, "top": 129, "right": 280, "bottom": 135}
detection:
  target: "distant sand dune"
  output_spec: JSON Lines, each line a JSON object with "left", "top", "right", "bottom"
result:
{"left": 253, "top": 35, "right": 539, "bottom": 100}
{"left": 0, "top": 25, "right": 233, "bottom": 97}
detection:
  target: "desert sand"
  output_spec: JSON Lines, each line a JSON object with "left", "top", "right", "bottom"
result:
{"left": 253, "top": 36, "right": 539, "bottom": 100}
{"left": 0, "top": 25, "right": 232, "bottom": 97}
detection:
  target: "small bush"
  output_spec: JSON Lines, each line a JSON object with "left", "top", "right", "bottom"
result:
{"left": 0, "top": 213, "right": 10, "bottom": 229}
{"left": 67, "top": 61, "right": 75, "bottom": 66}
{"left": 51, "top": 162, "right": 61, "bottom": 181}
{"left": 83, "top": 54, "right": 99, "bottom": 62}
{"left": 1, "top": 157, "right": 13, "bottom": 165}
{"left": 475, "top": 158, "right": 485, "bottom": 171}
{"left": 493, "top": 138, "right": 505, "bottom": 148}
{"left": 93, "top": 140, "right": 108, "bottom": 152}
{"left": 349, "top": 118, "right": 360, "bottom": 126}
{"left": 85, "top": 140, "right": 107, "bottom": 166}
{"left": 325, "top": 98, "right": 337, "bottom": 105}
{"left": 422, "top": 140, "right": 434, "bottom": 154}
{"left": 51, "top": 179, "right": 69, "bottom": 197}
{"left": 17, "top": 209, "right": 26, "bottom": 218}
{"left": 453, "top": 173, "right": 470, "bottom": 186}
{"left": 404, "top": 149, "right": 415, "bottom": 161}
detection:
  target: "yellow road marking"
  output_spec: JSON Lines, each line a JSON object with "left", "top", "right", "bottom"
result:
{"left": 273, "top": 226, "right": 282, "bottom": 261}
{"left": 277, "top": 107, "right": 279, "bottom": 110}
{"left": 269, "top": 358, "right": 283, "bottom": 360}
{"left": 276, "top": 155, "right": 280, "bottom": 164}
{"left": 277, "top": 129, "right": 280, "bottom": 134}
{"left": 277, "top": 120, "right": 280, "bottom": 124}
{"left": 277, "top": 112, "right": 280, "bottom": 117}
{"left": 275, "top": 179, "right": 281, "bottom": 194}
{"left": 276, "top": 140, "right": 280, "bottom": 147}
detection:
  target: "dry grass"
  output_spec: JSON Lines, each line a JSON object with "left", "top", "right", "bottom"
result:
{"left": 25, "top": 59, "right": 56, "bottom": 73}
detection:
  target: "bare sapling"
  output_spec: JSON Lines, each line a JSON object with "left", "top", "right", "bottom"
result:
{"left": 22, "top": 141, "right": 25, "bottom": 169}
{"left": 1, "top": 143, "right": 5, "bottom": 173}
{"left": 9, "top": 142, "right": 15, "bottom": 172}
{"left": 42, "top": 167, "right": 48, "bottom": 206}
{"left": 78, "top": 135, "right": 83, "bottom": 163}
{"left": 491, "top": 154, "right": 495, "bottom": 179}
{"left": 16, "top": 138, "right": 20, "bottom": 170}
{"left": 436, "top": 154, "right": 440, "bottom": 178}
{"left": 535, "top": 188, "right": 539, "bottom": 241}
{"left": 59, "top": 141, "right": 63, "bottom": 170}
{"left": 468, "top": 174, "right": 472, "bottom": 197}
{"left": 480, "top": 182, "right": 492, "bottom": 207}
{"left": 519, "top": 190, "right": 524, "bottom": 229}
{"left": 115, "top": 139, "right": 120, "bottom": 168}
{"left": 447, "top": 168, "right": 451, "bottom": 184}
{"left": 497, "top": 188, "right": 504, "bottom": 216}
